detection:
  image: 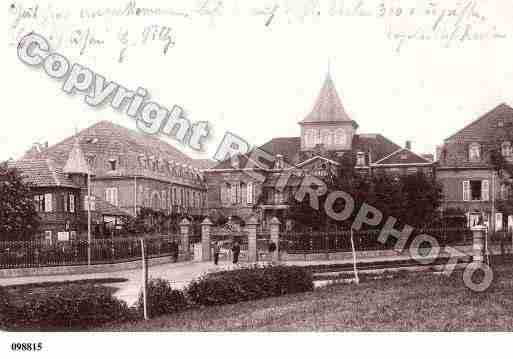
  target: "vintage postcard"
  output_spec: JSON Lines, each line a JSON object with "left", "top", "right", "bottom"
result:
{"left": 1, "top": 0, "right": 512, "bottom": 357}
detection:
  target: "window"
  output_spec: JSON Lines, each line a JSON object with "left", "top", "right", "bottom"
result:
{"left": 502, "top": 141, "right": 512, "bottom": 157}
{"left": 356, "top": 152, "right": 366, "bottom": 167}
{"left": 334, "top": 129, "right": 347, "bottom": 146}
{"left": 231, "top": 183, "right": 237, "bottom": 204}
{"left": 34, "top": 194, "right": 45, "bottom": 212}
{"left": 69, "top": 194, "right": 75, "bottom": 213}
{"left": 108, "top": 159, "right": 117, "bottom": 171}
{"left": 247, "top": 182, "right": 254, "bottom": 204}
{"left": 498, "top": 119, "right": 504, "bottom": 128}
{"left": 44, "top": 230, "right": 52, "bottom": 242}
{"left": 464, "top": 180, "right": 489, "bottom": 201}
{"left": 105, "top": 188, "right": 118, "bottom": 206}
{"left": 305, "top": 129, "right": 315, "bottom": 147}
{"left": 501, "top": 183, "right": 509, "bottom": 200}
{"left": 274, "top": 190, "right": 285, "bottom": 204}
{"left": 496, "top": 213, "right": 503, "bottom": 231}
{"left": 162, "top": 191, "right": 167, "bottom": 210}
{"left": 44, "top": 193, "right": 53, "bottom": 212}
{"left": 469, "top": 142, "right": 481, "bottom": 161}
{"left": 321, "top": 129, "right": 333, "bottom": 146}
{"left": 241, "top": 183, "right": 247, "bottom": 205}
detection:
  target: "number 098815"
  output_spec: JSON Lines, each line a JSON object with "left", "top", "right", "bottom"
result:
{"left": 11, "top": 343, "right": 43, "bottom": 351}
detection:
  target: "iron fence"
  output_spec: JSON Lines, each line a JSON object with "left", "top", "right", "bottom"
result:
{"left": 0, "top": 235, "right": 180, "bottom": 269}
{"left": 279, "top": 227, "right": 473, "bottom": 254}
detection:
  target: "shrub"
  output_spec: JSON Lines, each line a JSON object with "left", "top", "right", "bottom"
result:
{"left": 9, "top": 284, "right": 132, "bottom": 330}
{"left": 137, "top": 278, "right": 188, "bottom": 318}
{"left": 0, "top": 286, "right": 16, "bottom": 329}
{"left": 186, "top": 265, "right": 314, "bottom": 306}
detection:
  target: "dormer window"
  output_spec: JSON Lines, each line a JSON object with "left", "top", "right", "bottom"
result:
{"left": 502, "top": 141, "right": 512, "bottom": 157}
{"left": 356, "top": 152, "right": 366, "bottom": 167}
{"left": 108, "top": 159, "right": 117, "bottom": 171}
{"left": 469, "top": 142, "right": 481, "bottom": 161}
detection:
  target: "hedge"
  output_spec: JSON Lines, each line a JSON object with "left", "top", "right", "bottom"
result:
{"left": 137, "top": 278, "right": 188, "bottom": 317}
{"left": 2, "top": 284, "right": 134, "bottom": 330}
{"left": 186, "top": 265, "right": 314, "bottom": 306}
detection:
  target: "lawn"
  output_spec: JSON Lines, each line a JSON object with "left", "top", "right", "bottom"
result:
{"left": 105, "top": 264, "right": 513, "bottom": 331}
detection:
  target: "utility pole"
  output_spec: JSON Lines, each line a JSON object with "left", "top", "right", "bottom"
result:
{"left": 87, "top": 168, "right": 91, "bottom": 266}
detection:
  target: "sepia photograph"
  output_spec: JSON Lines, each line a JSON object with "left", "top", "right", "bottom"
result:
{"left": 1, "top": 0, "right": 512, "bottom": 357}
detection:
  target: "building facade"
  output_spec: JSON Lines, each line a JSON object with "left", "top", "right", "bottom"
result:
{"left": 437, "top": 103, "right": 513, "bottom": 231}
{"left": 204, "top": 73, "right": 435, "bottom": 228}
{"left": 15, "top": 121, "right": 212, "bottom": 241}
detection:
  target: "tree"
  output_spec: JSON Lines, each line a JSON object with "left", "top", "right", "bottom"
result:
{"left": 287, "top": 166, "right": 442, "bottom": 231}
{"left": 0, "top": 162, "right": 39, "bottom": 240}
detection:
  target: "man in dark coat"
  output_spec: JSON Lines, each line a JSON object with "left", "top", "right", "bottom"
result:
{"left": 232, "top": 240, "right": 241, "bottom": 264}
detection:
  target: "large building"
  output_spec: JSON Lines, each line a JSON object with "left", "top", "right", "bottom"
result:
{"left": 437, "top": 103, "right": 513, "bottom": 231}
{"left": 204, "top": 73, "right": 434, "bottom": 228}
{"left": 15, "top": 121, "right": 212, "bottom": 242}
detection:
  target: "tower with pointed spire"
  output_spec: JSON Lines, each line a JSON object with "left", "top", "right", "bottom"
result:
{"left": 63, "top": 137, "right": 91, "bottom": 187}
{"left": 299, "top": 73, "right": 358, "bottom": 152}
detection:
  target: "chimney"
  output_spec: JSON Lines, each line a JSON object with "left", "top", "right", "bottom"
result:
{"left": 405, "top": 141, "right": 412, "bottom": 150}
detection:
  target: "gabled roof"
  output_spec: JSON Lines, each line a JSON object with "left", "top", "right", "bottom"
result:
{"left": 373, "top": 147, "right": 432, "bottom": 166}
{"left": 352, "top": 134, "right": 402, "bottom": 164}
{"left": 14, "top": 158, "right": 79, "bottom": 188}
{"left": 295, "top": 155, "right": 340, "bottom": 168}
{"left": 300, "top": 73, "right": 357, "bottom": 128}
{"left": 445, "top": 103, "right": 513, "bottom": 142}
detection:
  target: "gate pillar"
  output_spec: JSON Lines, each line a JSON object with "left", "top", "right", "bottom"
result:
{"left": 269, "top": 217, "right": 281, "bottom": 262}
{"left": 246, "top": 216, "right": 258, "bottom": 262}
{"left": 180, "top": 218, "right": 191, "bottom": 261}
{"left": 201, "top": 217, "right": 213, "bottom": 261}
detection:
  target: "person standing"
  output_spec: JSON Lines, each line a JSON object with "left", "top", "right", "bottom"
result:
{"left": 232, "top": 240, "right": 241, "bottom": 264}
{"left": 213, "top": 241, "right": 221, "bottom": 265}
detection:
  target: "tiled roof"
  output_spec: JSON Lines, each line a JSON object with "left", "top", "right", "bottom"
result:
{"left": 445, "top": 103, "right": 513, "bottom": 142}
{"left": 373, "top": 148, "right": 433, "bottom": 166}
{"left": 21, "top": 121, "right": 210, "bottom": 185}
{"left": 211, "top": 133, "right": 400, "bottom": 170}
{"left": 14, "top": 158, "right": 79, "bottom": 188}
{"left": 300, "top": 73, "right": 357, "bottom": 127}
{"left": 93, "top": 196, "right": 132, "bottom": 217}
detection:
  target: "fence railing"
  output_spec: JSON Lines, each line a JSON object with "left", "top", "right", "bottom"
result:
{"left": 279, "top": 227, "right": 474, "bottom": 254}
{"left": 0, "top": 235, "right": 181, "bottom": 269}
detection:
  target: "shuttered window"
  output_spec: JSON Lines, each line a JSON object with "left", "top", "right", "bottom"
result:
{"left": 247, "top": 182, "right": 254, "bottom": 204}
{"left": 106, "top": 188, "right": 118, "bottom": 206}
{"left": 44, "top": 193, "right": 53, "bottom": 212}
{"left": 462, "top": 181, "right": 470, "bottom": 201}
{"left": 481, "top": 180, "right": 489, "bottom": 201}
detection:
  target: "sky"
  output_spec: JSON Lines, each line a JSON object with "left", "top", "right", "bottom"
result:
{"left": 3, "top": 0, "right": 513, "bottom": 163}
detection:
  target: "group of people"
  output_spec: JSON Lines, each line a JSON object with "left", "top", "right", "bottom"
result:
{"left": 212, "top": 240, "right": 277, "bottom": 265}
{"left": 212, "top": 240, "right": 240, "bottom": 265}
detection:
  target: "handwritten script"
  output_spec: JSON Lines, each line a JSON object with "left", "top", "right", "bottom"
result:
{"left": 8, "top": 0, "right": 509, "bottom": 59}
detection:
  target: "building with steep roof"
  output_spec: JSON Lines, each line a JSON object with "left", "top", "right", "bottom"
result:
{"left": 204, "top": 73, "right": 434, "bottom": 227}
{"left": 437, "top": 103, "right": 513, "bottom": 231}
{"left": 14, "top": 121, "right": 213, "bottom": 242}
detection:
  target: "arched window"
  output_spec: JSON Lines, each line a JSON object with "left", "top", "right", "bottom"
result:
{"left": 502, "top": 141, "right": 512, "bottom": 157}
{"left": 321, "top": 129, "right": 333, "bottom": 146}
{"left": 468, "top": 142, "right": 481, "bottom": 161}
{"left": 334, "top": 128, "right": 347, "bottom": 146}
